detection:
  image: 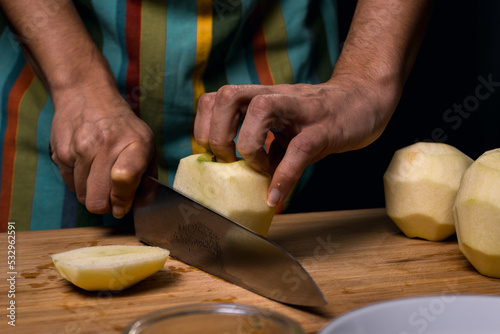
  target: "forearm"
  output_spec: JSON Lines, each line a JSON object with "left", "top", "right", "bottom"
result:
{"left": 0, "top": 0, "right": 115, "bottom": 98}
{"left": 1, "top": 0, "right": 154, "bottom": 218}
{"left": 333, "top": 0, "right": 432, "bottom": 94}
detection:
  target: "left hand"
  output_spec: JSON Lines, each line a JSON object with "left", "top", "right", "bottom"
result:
{"left": 194, "top": 0, "right": 432, "bottom": 208}
{"left": 194, "top": 73, "right": 400, "bottom": 207}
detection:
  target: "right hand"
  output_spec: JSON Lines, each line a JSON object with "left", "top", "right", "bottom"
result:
{"left": 0, "top": 0, "right": 157, "bottom": 218}
{"left": 49, "top": 84, "right": 156, "bottom": 219}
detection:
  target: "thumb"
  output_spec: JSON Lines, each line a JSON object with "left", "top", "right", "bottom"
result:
{"left": 110, "top": 142, "right": 152, "bottom": 218}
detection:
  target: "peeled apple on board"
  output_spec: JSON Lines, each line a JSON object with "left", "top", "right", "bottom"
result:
{"left": 52, "top": 245, "right": 169, "bottom": 291}
{"left": 454, "top": 148, "right": 500, "bottom": 278}
{"left": 383, "top": 142, "right": 473, "bottom": 241}
{"left": 173, "top": 153, "right": 275, "bottom": 236}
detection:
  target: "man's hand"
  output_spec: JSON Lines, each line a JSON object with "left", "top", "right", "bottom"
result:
{"left": 50, "top": 87, "right": 155, "bottom": 218}
{"left": 0, "top": 0, "right": 156, "bottom": 218}
{"left": 194, "top": 0, "right": 432, "bottom": 207}
{"left": 195, "top": 75, "right": 395, "bottom": 207}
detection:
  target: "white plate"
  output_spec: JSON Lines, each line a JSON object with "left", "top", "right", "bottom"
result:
{"left": 318, "top": 295, "right": 500, "bottom": 334}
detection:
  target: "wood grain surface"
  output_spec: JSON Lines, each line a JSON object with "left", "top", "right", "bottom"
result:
{"left": 1, "top": 208, "right": 499, "bottom": 333}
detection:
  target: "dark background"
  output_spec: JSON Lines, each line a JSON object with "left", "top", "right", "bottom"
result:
{"left": 287, "top": 1, "right": 500, "bottom": 213}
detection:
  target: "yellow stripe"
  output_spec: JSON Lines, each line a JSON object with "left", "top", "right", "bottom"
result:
{"left": 261, "top": 1, "right": 293, "bottom": 84}
{"left": 191, "top": 0, "right": 212, "bottom": 154}
{"left": 11, "top": 76, "right": 47, "bottom": 230}
{"left": 140, "top": 1, "right": 168, "bottom": 182}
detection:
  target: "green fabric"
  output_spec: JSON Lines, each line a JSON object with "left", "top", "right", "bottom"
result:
{"left": 0, "top": 0, "right": 340, "bottom": 231}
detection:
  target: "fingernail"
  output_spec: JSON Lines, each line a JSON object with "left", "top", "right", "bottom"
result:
{"left": 113, "top": 207, "right": 126, "bottom": 219}
{"left": 267, "top": 188, "right": 281, "bottom": 207}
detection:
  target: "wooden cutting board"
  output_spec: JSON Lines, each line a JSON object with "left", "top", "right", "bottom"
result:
{"left": 1, "top": 208, "right": 499, "bottom": 334}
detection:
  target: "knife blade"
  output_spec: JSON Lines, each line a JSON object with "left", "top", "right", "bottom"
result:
{"left": 133, "top": 176, "right": 327, "bottom": 307}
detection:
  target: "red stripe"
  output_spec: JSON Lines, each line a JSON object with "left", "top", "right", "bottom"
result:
{"left": 250, "top": 4, "right": 274, "bottom": 85}
{"left": 0, "top": 65, "right": 35, "bottom": 231}
{"left": 252, "top": 26, "right": 274, "bottom": 85}
{"left": 125, "top": 0, "right": 142, "bottom": 116}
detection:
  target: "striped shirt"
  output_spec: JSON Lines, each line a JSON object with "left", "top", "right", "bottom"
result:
{"left": 0, "top": 0, "right": 339, "bottom": 231}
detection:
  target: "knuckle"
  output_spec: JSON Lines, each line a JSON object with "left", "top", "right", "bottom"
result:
{"left": 207, "top": 137, "right": 227, "bottom": 152}
{"left": 236, "top": 136, "right": 264, "bottom": 157}
{"left": 50, "top": 141, "right": 72, "bottom": 166}
{"left": 194, "top": 132, "right": 209, "bottom": 148}
{"left": 215, "top": 85, "right": 240, "bottom": 103}
{"left": 86, "top": 200, "right": 110, "bottom": 215}
{"left": 248, "top": 95, "right": 272, "bottom": 116}
{"left": 197, "top": 92, "right": 215, "bottom": 111}
{"left": 54, "top": 153, "right": 74, "bottom": 169}
{"left": 73, "top": 134, "right": 94, "bottom": 156}
{"left": 111, "top": 166, "right": 139, "bottom": 186}
{"left": 74, "top": 121, "right": 117, "bottom": 153}
{"left": 138, "top": 131, "right": 155, "bottom": 151}
{"left": 314, "top": 85, "right": 330, "bottom": 99}
{"left": 94, "top": 127, "right": 115, "bottom": 147}
{"left": 111, "top": 166, "right": 132, "bottom": 183}
{"left": 277, "top": 167, "right": 297, "bottom": 186}
{"left": 146, "top": 130, "right": 155, "bottom": 146}
{"left": 290, "top": 134, "right": 320, "bottom": 161}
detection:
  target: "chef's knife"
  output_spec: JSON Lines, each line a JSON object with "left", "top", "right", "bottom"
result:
{"left": 133, "top": 176, "right": 327, "bottom": 307}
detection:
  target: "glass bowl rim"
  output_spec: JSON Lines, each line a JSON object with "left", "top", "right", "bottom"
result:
{"left": 123, "top": 302, "right": 304, "bottom": 334}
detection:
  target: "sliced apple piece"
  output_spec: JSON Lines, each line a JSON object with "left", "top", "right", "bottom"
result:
{"left": 52, "top": 245, "right": 169, "bottom": 291}
{"left": 383, "top": 142, "right": 473, "bottom": 241}
{"left": 173, "top": 153, "right": 275, "bottom": 236}
{"left": 454, "top": 148, "right": 500, "bottom": 278}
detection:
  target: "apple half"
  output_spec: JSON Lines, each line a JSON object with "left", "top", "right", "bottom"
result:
{"left": 383, "top": 142, "right": 473, "bottom": 241}
{"left": 173, "top": 153, "right": 275, "bottom": 236}
{"left": 454, "top": 148, "right": 500, "bottom": 278}
{"left": 52, "top": 245, "right": 169, "bottom": 291}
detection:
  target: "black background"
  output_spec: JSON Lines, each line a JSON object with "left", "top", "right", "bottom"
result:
{"left": 287, "top": 1, "right": 500, "bottom": 213}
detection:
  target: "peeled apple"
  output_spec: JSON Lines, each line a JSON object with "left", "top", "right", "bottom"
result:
{"left": 454, "top": 148, "right": 500, "bottom": 278}
{"left": 383, "top": 142, "right": 473, "bottom": 241}
{"left": 173, "top": 153, "right": 275, "bottom": 236}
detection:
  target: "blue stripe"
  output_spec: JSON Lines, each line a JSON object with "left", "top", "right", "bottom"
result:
{"left": 163, "top": 2, "right": 199, "bottom": 186}
{"left": 243, "top": 39, "right": 260, "bottom": 85}
{"left": 242, "top": 9, "right": 261, "bottom": 85}
{"left": 31, "top": 99, "right": 66, "bottom": 230}
{"left": 306, "top": 26, "right": 321, "bottom": 85}
{"left": 115, "top": 0, "right": 129, "bottom": 95}
{"left": 0, "top": 28, "right": 25, "bottom": 188}
{"left": 224, "top": 0, "right": 256, "bottom": 85}
{"left": 320, "top": 0, "right": 340, "bottom": 66}
{"left": 92, "top": 0, "right": 124, "bottom": 78}
{"left": 61, "top": 188, "right": 78, "bottom": 228}
{"left": 279, "top": 0, "right": 313, "bottom": 84}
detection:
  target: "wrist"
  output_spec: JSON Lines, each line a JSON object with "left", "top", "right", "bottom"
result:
{"left": 48, "top": 47, "right": 123, "bottom": 114}
{"left": 47, "top": 43, "right": 117, "bottom": 93}
{"left": 330, "top": 59, "right": 404, "bottom": 112}
{"left": 324, "top": 59, "right": 404, "bottom": 149}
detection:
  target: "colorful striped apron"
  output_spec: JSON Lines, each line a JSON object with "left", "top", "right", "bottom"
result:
{"left": 0, "top": 0, "right": 339, "bottom": 231}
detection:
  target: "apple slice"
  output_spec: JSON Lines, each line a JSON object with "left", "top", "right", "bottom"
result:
{"left": 173, "top": 153, "right": 275, "bottom": 236}
{"left": 383, "top": 142, "right": 473, "bottom": 241}
{"left": 52, "top": 245, "right": 169, "bottom": 291}
{"left": 454, "top": 148, "right": 500, "bottom": 278}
